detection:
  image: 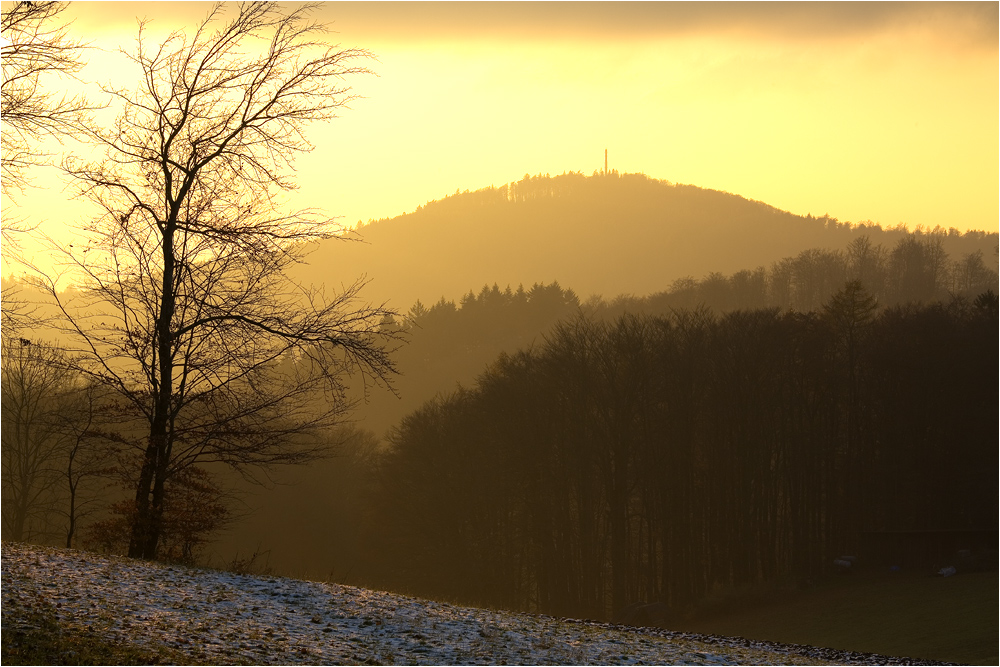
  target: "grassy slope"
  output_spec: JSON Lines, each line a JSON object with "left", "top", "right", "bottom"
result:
{"left": 674, "top": 570, "right": 998, "bottom": 665}
{"left": 1, "top": 595, "right": 196, "bottom": 666}
{"left": 2, "top": 542, "right": 837, "bottom": 667}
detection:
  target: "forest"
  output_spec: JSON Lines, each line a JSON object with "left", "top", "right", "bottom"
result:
{"left": 341, "top": 228, "right": 997, "bottom": 438}
{"left": 358, "top": 287, "right": 997, "bottom": 620}
{"left": 5, "top": 227, "right": 998, "bottom": 604}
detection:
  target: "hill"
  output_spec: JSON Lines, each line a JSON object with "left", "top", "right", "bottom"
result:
{"left": 292, "top": 171, "right": 997, "bottom": 310}
{"left": 1, "top": 542, "right": 954, "bottom": 665}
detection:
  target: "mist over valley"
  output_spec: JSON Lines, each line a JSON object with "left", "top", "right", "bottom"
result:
{"left": 3, "top": 2, "right": 997, "bottom": 664}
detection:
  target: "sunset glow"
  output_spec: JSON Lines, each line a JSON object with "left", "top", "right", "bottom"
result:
{"left": 2, "top": 7, "right": 996, "bottom": 659}
{"left": 3, "top": 1, "right": 998, "bottom": 277}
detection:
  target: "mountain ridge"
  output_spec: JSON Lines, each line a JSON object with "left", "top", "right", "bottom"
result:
{"left": 293, "top": 171, "right": 997, "bottom": 311}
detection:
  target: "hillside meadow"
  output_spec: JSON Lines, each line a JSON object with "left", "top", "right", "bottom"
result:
{"left": 1, "top": 542, "right": 964, "bottom": 666}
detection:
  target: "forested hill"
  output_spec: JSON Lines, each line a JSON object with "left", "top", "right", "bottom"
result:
{"left": 294, "top": 171, "right": 997, "bottom": 309}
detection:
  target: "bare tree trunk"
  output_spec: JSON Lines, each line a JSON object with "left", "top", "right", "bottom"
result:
{"left": 129, "top": 222, "right": 176, "bottom": 559}
{"left": 129, "top": 442, "right": 159, "bottom": 558}
{"left": 146, "top": 453, "right": 169, "bottom": 558}
{"left": 65, "top": 447, "right": 78, "bottom": 549}
{"left": 609, "top": 440, "right": 629, "bottom": 612}
{"left": 65, "top": 487, "right": 75, "bottom": 548}
{"left": 12, "top": 473, "right": 30, "bottom": 541}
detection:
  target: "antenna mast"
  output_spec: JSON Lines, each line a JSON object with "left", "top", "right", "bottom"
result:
{"left": 604, "top": 148, "right": 608, "bottom": 175}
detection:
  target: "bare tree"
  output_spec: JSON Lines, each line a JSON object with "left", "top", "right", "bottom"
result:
{"left": 36, "top": 2, "right": 396, "bottom": 560}
{"left": 0, "top": 333, "right": 116, "bottom": 547}
{"left": 54, "top": 380, "right": 121, "bottom": 549}
{"left": 0, "top": 335, "right": 72, "bottom": 541}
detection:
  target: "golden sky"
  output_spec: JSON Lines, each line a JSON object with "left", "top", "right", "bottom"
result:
{"left": 3, "top": 1, "right": 998, "bottom": 277}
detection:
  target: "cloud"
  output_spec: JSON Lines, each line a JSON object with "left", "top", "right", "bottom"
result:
{"left": 64, "top": 2, "right": 997, "bottom": 50}
{"left": 317, "top": 2, "right": 999, "bottom": 48}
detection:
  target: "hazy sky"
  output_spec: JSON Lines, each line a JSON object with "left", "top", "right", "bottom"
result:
{"left": 3, "top": 1, "right": 998, "bottom": 277}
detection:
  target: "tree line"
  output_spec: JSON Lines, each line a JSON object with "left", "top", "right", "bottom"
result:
{"left": 5, "top": 230, "right": 996, "bottom": 574}
{"left": 595, "top": 234, "right": 996, "bottom": 317}
{"left": 222, "top": 233, "right": 997, "bottom": 576}
{"left": 347, "top": 233, "right": 995, "bottom": 438}
{"left": 356, "top": 285, "right": 997, "bottom": 621}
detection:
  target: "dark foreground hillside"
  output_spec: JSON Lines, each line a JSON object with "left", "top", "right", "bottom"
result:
{"left": 675, "top": 568, "right": 998, "bottom": 666}
{"left": 1, "top": 543, "right": 957, "bottom": 665}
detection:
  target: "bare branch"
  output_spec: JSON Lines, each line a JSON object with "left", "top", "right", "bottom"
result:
{"left": 42, "top": 2, "right": 393, "bottom": 560}
{"left": 1, "top": 1, "right": 93, "bottom": 198}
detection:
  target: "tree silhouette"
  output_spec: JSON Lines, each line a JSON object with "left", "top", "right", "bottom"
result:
{"left": 1, "top": 1, "right": 91, "bottom": 332}
{"left": 0, "top": 336, "right": 72, "bottom": 541}
{"left": 36, "top": 2, "right": 396, "bottom": 560}
{"left": 0, "top": 0, "right": 88, "bottom": 198}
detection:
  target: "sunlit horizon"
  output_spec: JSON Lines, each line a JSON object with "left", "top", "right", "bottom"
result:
{"left": 2, "top": 8, "right": 996, "bottom": 661}
{"left": 3, "top": 1, "right": 998, "bottom": 280}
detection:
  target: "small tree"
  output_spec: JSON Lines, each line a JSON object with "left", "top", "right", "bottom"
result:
{"left": 85, "top": 466, "right": 231, "bottom": 565}
{"left": 39, "top": 2, "right": 396, "bottom": 560}
{"left": 0, "top": 336, "right": 72, "bottom": 541}
{"left": 54, "top": 380, "right": 121, "bottom": 548}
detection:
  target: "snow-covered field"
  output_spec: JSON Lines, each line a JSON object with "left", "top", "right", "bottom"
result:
{"left": 2, "top": 542, "right": 950, "bottom": 665}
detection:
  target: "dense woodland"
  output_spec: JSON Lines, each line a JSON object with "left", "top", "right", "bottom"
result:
{"left": 5, "top": 221, "right": 998, "bottom": 602}
{"left": 5, "top": 223, "right": 998, "bottom": 595}
{"left": 357, "top": 287, "right": 997, "bottom": 620}
{"left": 347, "top": 230, "right": 997, "bottom": 436}
{"left": 204, "top": 231, "right": 999, "bottom": 602}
